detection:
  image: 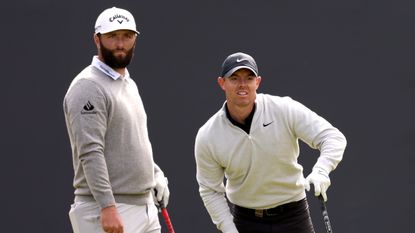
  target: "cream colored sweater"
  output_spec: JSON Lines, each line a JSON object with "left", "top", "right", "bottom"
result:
{"left": 195, "top": 93, "right": 347, "bottom": 232}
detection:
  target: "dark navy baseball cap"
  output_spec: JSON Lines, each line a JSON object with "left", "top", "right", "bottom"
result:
{"left": 221, "top": 52, "right": 258, "bottom": 78}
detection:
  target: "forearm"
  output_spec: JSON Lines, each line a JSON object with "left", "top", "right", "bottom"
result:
{"left": 314, "top": 128, "right": 347, "bottom": 173}
{"left": 81, "top": 150, "right": 115, "bottom": 208}
{"left": 199, "top": 184, "right": 238, "bottom": 233}
{"left": 196, "top": 160, "right": 238, "bottom": 232}
{"left": 290, "top": 99, "right": 347, "bottom": 173}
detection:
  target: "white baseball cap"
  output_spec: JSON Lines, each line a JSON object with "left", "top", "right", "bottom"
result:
{"left": 94, "top": 7, "right": 139, "bottom": 34}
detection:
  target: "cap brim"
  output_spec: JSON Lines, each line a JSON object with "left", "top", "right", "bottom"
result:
{"left": 223, "top": 66, "right": 258, "bottom": 78}
{"left": 96, "top": 29, "right": 140, "bottom": 35}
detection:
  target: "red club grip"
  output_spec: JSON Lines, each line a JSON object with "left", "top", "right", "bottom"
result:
{"left": 161, "top": 208, "right": 175, "bottom": 233}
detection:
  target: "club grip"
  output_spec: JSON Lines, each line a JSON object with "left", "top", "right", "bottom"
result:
{"left": 319, "top": 195, "right": 333, "bottom": 233}
{"left": 161, "top": 208, "right": 175, "bottom": 233}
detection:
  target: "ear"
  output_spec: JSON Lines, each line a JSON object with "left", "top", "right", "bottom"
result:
{"left": 255, "top": 76, "right": 262, "bottom": 90}
{"left": 93, "top": 34, "right": 100, "bottom": 49}
{"left": 217, "top": 77, "right": 226, "bottom": 91}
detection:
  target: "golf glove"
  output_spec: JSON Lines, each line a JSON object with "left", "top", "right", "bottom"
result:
{"left": 305, "top": 168, "right": 331, "bottom": 201}
{"left": 154, "top": 176, "right": 170, "bottom": 207}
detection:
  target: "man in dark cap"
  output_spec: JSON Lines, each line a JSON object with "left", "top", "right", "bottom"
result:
{"left": 194, "top": 52, "right": 347, "bottom": 233}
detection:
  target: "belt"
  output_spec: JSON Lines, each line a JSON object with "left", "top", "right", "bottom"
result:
{"left": 232, "top": 198, "right": 306, "bottom": 218}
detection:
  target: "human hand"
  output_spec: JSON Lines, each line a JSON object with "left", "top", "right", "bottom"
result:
{"left": 154, "top": 176, "right": 170, "bottom": 207}
{"left": 305, "top": 168, "right": 331, "bottom": 201}
{"left": 101, "top": 205, "right": 124, "bottom": 233}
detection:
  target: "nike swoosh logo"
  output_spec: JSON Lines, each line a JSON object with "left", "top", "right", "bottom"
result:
{"left": 263, "top": 121, "right": 273, "bottom": 127}
{"left": 236, "top": 58, "right": 249, "bottom": 62}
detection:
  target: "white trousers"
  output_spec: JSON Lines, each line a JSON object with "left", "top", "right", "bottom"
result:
{"left": 69, "top": 202, "right": 161, "bottom": 233}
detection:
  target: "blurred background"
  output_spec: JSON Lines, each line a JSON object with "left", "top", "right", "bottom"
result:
{"left": 1, "top": 0, "right": 414, "bottom": 232}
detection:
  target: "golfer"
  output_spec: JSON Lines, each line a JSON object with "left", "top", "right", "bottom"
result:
{"left": 194, "top": 52, "right": 347, "bottom": 233}
{"left": 64, "top": 7, "right": 170, "bottom": 233}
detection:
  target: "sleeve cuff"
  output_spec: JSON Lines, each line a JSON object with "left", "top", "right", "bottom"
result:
{"left": 219, "top": 218, "right": 239, "bottom": 233}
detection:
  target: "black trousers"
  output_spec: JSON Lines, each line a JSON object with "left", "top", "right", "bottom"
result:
{"left": 230, "top": 198, "right": 315, "bottom": 233}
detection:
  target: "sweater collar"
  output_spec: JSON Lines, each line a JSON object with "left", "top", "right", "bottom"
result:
{"left": 224, "top": 102, "right": 256, "bottom": 134}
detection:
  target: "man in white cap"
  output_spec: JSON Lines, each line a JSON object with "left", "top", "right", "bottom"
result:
{"left": 64, "top": 7, "right": 170, "bottom": 233}
{"left": 194, "top": 52, "right": 347, "bottom": 233}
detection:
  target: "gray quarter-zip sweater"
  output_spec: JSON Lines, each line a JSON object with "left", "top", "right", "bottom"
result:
{"left": 64, "top": 59, "right": 162, "bottom": 208}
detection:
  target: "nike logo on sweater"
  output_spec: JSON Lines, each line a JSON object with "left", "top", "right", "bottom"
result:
{"left": 263, "top": 121, "right": 273, "bottom": 127}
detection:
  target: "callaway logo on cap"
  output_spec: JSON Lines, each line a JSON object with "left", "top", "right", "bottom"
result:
{"left": 94, "top": 7, "right": 139, "bottom": 34}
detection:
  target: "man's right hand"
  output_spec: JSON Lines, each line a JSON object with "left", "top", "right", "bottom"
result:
{"left": 304, "top": 168, "right": 331, "bottom": 201}
{"left": 101, "top": 205, "right": 124, "bottom": 233}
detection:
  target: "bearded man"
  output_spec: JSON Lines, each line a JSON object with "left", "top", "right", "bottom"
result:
{"left": 63, "top": 7, "right": 170, "bottom": 233}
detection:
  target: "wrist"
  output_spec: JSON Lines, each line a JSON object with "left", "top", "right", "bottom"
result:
{"left": 313, "top": 167, "right": 329, "bottom": 177}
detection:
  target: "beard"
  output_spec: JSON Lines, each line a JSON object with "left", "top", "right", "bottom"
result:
{"left": 99, "top": 40, "right": 135, "bottom": 69}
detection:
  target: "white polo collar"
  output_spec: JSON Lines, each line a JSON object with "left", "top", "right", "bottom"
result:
{"left": 91, "top": 56, "right": 131, "bottom": 81}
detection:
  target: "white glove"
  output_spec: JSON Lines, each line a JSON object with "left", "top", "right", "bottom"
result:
{"left": 305, "top": 168, "right": 331, "bottom": 201}
{"left": 154, "top": 176, "right": 170, "bottom": 207}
